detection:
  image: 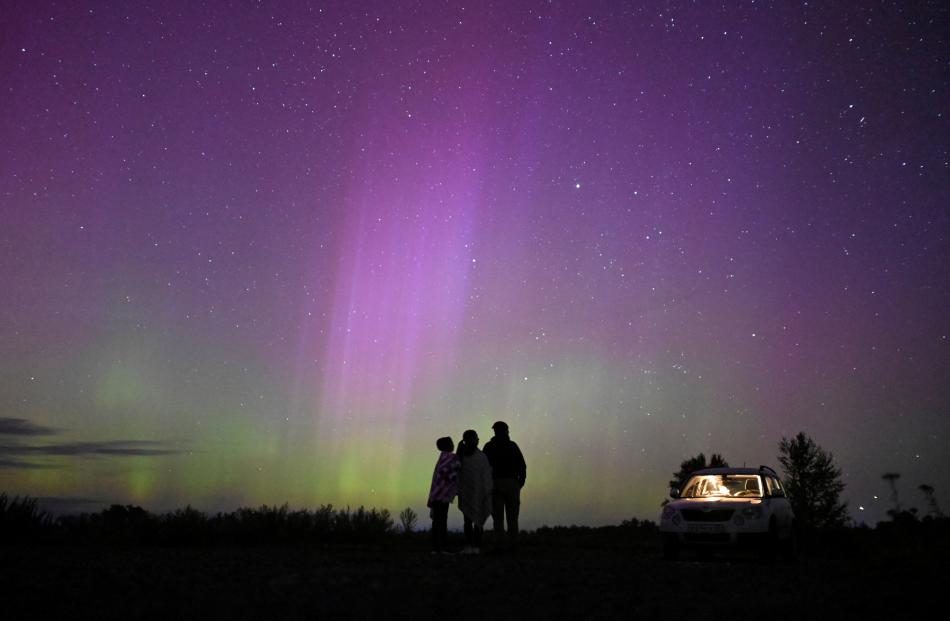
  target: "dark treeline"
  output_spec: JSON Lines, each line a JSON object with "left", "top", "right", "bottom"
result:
{"left": 0, "top": 492, "right": 661, "bottom": 548}
{"left": 3, "top": 492, "right": 949, "bottom": 558}
{"left": 0, "top": 494, "right": 394, "bottom": 546}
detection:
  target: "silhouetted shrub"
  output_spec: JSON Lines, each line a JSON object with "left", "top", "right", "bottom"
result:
{"left": 333, "top": 505, "right": 394, "bottom": 540}
{"left": 399, "top": 507, "right": 418, "bottom": 534}
{"left": 161, "top": 506, "right": 210, "bottom": 545}
{"left": 0, "top": 494, "right": 52, "bottom": 543}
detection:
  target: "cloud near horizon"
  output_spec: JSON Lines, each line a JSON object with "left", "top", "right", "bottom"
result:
{"left": 0, "top": 457, "right": 58, "bottom": 469}
{"left": 0, "top": 417, "right": 58, "bottom": 436}
{"left": 0, "top": 417, "right": 179, "bottom": 469}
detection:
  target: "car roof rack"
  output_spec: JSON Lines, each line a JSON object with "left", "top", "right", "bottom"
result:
{"left": 758, "top": 465, "right": 778, "bottom": 476}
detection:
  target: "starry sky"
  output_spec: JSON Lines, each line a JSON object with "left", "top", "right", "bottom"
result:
{"left": 1, "top": 1, "right": 947, "bottom": 527}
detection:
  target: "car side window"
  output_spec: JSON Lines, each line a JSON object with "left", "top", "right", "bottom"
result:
{"left": 767, "top": 477, "right": 786, "bottom": 498}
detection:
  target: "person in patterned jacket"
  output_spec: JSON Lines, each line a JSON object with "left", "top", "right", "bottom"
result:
{"left": 427, "top": 436, "right": 460, "bottom": 554}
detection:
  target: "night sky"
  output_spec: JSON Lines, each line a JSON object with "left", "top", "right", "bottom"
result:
{"left": 1, "top": 1, "right": 947, "bottom": 527}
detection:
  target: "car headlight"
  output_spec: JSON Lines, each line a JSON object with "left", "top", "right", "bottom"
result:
{"left": 661, "top": 505, "right": 676, "bottom": 520}
{"left": 742, "top": 506, "right": 763, "bottom": 519}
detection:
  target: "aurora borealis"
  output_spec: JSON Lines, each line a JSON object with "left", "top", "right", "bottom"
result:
{"left": 1, "top": 1, "right": 947, "bottom": 527}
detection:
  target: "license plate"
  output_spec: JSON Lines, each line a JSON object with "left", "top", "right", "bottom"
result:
{"left": 687, "top": 523, "right": 724, "bottom": 533}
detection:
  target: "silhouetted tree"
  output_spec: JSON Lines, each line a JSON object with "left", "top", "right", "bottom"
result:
{"left": 777, "top": 433, "right": 847, "bottom": 529}
{"left": 882, "top": 472, "right": 902, "bottom": 516}
{"left": 399, "top": 507, "right": 418, "bottom": 534}
{"left": 669, "top": 453, "right": 729, "bottom": 491}
{"left": 881, "top": 474, "right": 919, "bottom": 525}
{"left": 918, "top": 484, "right": 943, "bottom": 519}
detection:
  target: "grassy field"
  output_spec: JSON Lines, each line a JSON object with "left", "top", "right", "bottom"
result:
{"left": 2, "top": 528, "right": 944, "bottom": 620}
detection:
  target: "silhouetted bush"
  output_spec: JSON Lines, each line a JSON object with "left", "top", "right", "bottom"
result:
{"left": 332, "top": 505, "right": 394, "bottom": 539}
{"left": 0, "top": 494, "right": 52, "bottom": 543}
{"left": 874, "top": 511, "right": 950, "bottom": 552}
{"left": 54, "top": 504, "right": 159, "bottom": 545}
{"left": 399, "top": 506, "right": 418, "bottom": 534}
{"left": 161, "top": 506, "right": 210, "bottom": 545}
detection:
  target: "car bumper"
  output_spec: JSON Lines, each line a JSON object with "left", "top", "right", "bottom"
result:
{"left": 660, "top": 516, "right": 771, "bottom": 546}
{"left": 663, "top": 531, "right": 773, "bottom": 547}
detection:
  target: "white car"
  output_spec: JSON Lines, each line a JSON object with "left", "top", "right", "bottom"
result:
{"left": 659, "top": 466, "right": 795, "bottom": 560}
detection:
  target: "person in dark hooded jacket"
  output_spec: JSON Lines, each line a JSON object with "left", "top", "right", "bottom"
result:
{"left": 482, "top": 421, "right": 526, "bottom": 549}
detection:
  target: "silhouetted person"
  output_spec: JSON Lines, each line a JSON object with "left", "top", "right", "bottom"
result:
{"left": 427, "top": 436, "right": 460, "bottom": 554}
{"left": 482, "top": 421, "right": 526, "bottom": 550}
{"left": 456, "top": 429, "right": 493, "bottom": 554}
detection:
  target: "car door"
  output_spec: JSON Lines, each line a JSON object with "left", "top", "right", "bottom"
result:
{"left": 766, "top": 476, "right": 792, "bottom": 534}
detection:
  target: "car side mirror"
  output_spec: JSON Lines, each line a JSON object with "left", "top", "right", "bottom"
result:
{"left": 669, "top": 488, "right": 680, "bottom": 499}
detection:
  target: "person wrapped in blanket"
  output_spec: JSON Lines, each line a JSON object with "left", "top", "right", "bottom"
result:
{"left": 427, "top": 436, "right": 461, "bottom": 554}
{"left": 456, "top": 429, "right": 493, "bottom": 555}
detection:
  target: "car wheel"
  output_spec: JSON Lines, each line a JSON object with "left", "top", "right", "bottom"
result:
{"left": 662, "top": 534, "right": 679, "bottom": 561}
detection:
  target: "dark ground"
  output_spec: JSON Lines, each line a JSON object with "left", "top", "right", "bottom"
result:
{"left": 2, "top": 529, "right": 944, "bottom": 620}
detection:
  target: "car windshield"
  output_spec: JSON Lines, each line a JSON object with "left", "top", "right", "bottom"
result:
{"left": 681, "top": 474, "right": 763, "bottom": 498}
